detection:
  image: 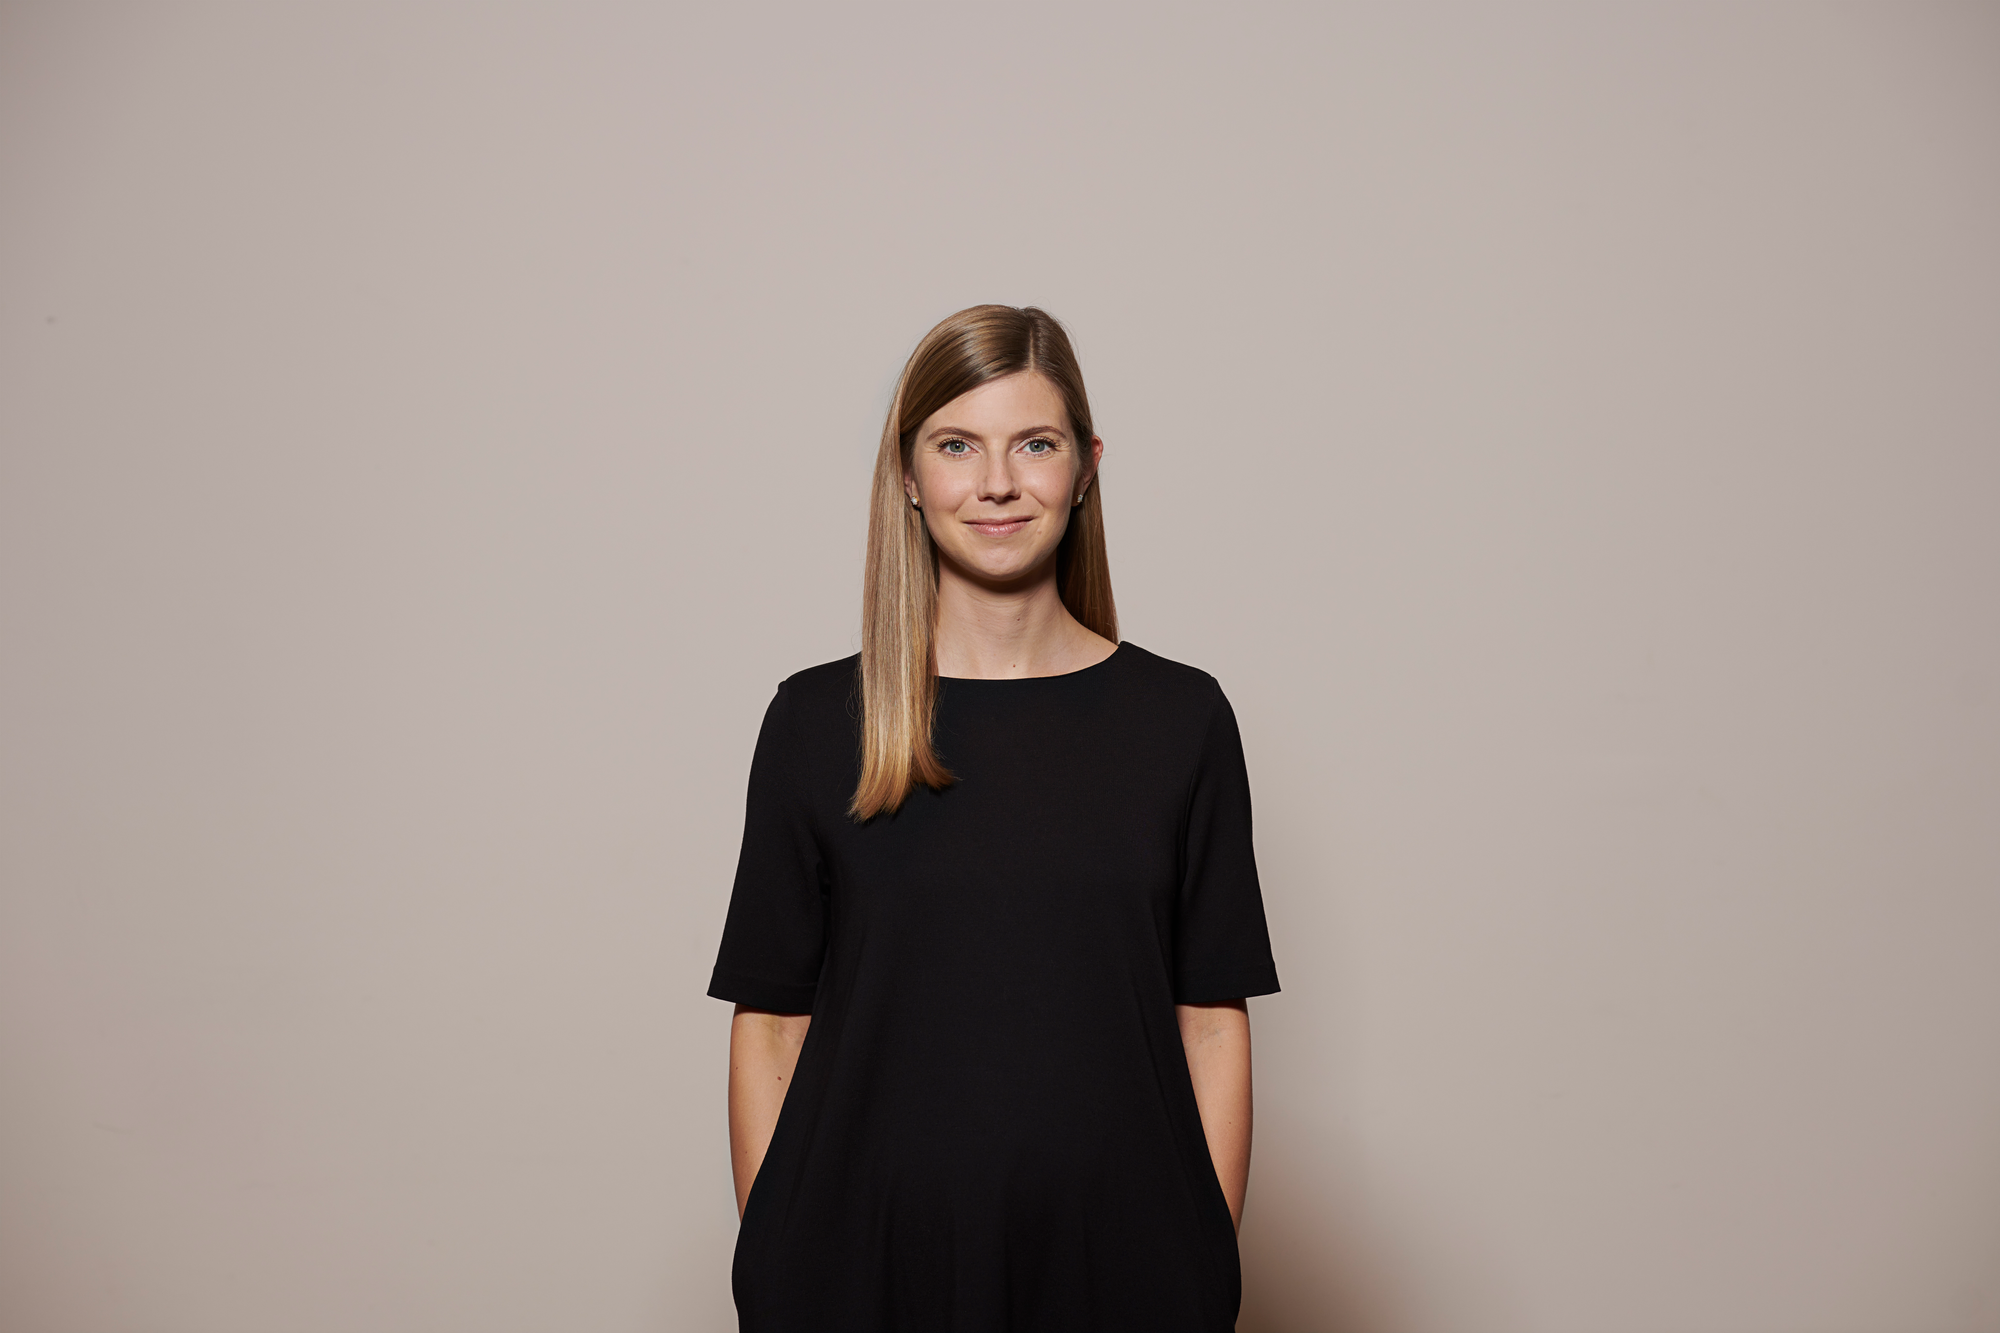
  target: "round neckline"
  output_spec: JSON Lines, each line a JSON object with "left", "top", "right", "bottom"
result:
{"left": 936, "top": 641, "right": 1125, "bottom": 684}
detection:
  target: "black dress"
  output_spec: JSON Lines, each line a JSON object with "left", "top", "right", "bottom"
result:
{"left": 708, "top": 642, "right": 1281, "bottom": 1332}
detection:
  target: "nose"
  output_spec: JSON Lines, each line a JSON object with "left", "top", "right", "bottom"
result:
{"left": 976, "top": 449, "right": 1020, "bottom": 504}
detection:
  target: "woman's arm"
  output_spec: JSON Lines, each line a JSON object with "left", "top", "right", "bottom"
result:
{"left": 1177, "top": 999, "right": 1253, "bottom": 1231}
{"left": 728, "top": 1004, "right": 811, "bottom": 1217}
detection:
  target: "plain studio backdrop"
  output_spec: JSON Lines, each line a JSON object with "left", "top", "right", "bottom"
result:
{"left": 2, "top": 4, "right": 1997, "bottom": 1331}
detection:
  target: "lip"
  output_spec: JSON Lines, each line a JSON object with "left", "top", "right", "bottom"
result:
{"left": 966, "top": 517, "right": 1034, "bottom": 536}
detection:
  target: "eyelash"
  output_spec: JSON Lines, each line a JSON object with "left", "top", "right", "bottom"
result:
{"left": 939, "top": 438, "right": 1061, "bottom": 457}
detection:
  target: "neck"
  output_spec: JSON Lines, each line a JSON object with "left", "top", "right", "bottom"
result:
{"left": 932, "top": 557, "right": 1114, "bottom": 680}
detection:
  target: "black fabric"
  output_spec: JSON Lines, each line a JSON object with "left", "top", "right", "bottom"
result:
{"left": 708, "top": 642, "right": 1280, "bottom": 1333}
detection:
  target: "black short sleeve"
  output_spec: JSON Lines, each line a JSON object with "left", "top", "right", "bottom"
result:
{"left": 707, "top": 682, "right": 827, "bottom": 1013}
{"left": 1173, "top": 680, "right": 1281, "bottom": 1004}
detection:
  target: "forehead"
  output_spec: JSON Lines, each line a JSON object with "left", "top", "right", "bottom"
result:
{"left": 924, "top": 371, "right": 1068, "bottom": 435}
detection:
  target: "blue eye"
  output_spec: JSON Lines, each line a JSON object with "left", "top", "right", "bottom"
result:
{"left": 941, "top": 440, "right": 970, "bottom": 455}
{"left": 1024, "top": 438, "right": 1056, "bottom": 455}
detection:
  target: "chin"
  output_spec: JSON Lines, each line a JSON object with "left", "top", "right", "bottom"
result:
{"left": 982, "top": 558, "right": 1053, "bottom": 586}
{"left": 941, "top": 549, "right": 1025, "bottom": 583}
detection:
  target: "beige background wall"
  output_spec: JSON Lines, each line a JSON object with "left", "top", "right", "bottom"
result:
{"left": 2, "top": 4, "right": 1996, "bottom": 1331}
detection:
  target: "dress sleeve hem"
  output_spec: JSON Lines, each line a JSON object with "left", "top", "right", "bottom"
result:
{"left": 1172, "top": 965, "right": 1281, "bottom": 1006}
{"left": 707, "top": 966, "right": 818, "bottom": 1014}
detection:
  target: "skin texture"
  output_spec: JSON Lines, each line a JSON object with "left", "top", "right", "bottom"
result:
{"left": 728, "top": 371, "right": 1255, "bottom": 1228}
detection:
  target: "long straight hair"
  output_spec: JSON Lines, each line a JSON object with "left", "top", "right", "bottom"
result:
{"left": 850, "top": 305, "right": 1117, "bottom": 821}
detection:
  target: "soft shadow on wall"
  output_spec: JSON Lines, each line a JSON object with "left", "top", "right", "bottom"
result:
{"left": 1235, "top": 1128, "right": 1411, "bottom": 1333}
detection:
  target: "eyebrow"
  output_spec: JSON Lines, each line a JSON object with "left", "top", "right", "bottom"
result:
{"left": 922, "top": 423, "right": 1071, "bottom": 443}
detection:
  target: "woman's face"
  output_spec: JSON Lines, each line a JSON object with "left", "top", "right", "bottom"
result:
{"left": 904, "top": 370, "right": 1102, "bottom": 588}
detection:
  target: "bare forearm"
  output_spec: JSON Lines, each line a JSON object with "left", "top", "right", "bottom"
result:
{"left": 1176, "top": 999, "right": 1252, "bottom": 1231}
{"left": 728, "top": 1006, "right": 810, "bottom": 1217}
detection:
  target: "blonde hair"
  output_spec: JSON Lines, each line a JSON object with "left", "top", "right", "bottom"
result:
{"left": 850, "top": 305, "right": 1117, "bottom": 821}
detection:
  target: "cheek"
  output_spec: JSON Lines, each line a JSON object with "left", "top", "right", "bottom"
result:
{"left": 914, "top": 457, "right": 962, "bottom": 502}
{"left": 1037, "top": 467, "right": 1081, "bottom": 507}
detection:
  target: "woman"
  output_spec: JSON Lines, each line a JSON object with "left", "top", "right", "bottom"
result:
{"left": 708, "top": 304, "right": 1279, "bottom": 1331}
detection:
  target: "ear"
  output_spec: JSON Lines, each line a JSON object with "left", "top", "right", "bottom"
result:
{"left": 1078, "top": 435, "right": 1104, "bottom": 494}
